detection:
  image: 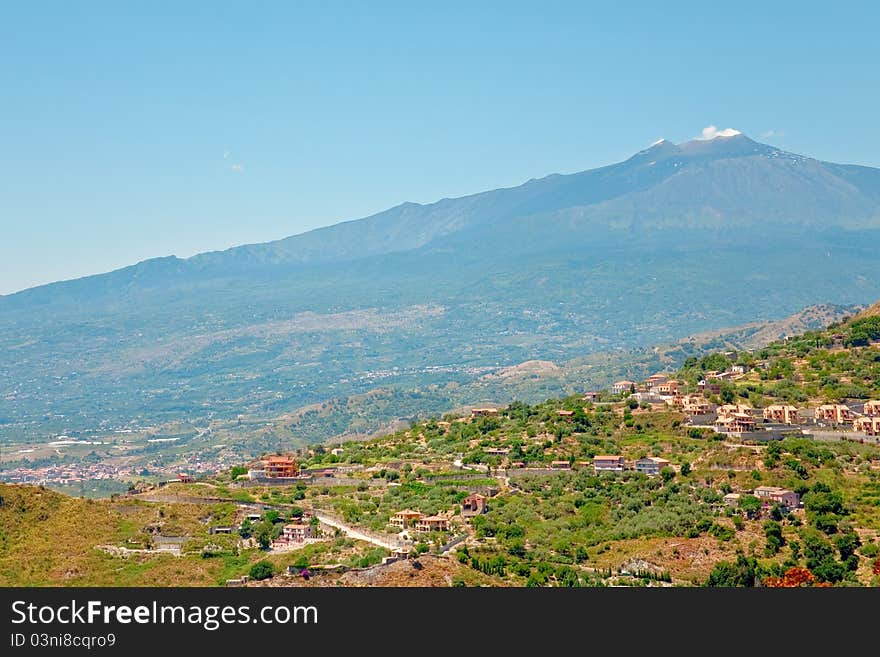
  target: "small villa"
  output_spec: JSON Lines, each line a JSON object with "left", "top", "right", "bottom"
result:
{"left": 390, "top": 509, "right": 423, "bottom": 528}
{"left": 593, "top": 455, "right": 625, "bottom": 473}
{"left": 635, "top": 456, "right": 670, "bottom": 476}
{"left": 763, "top": 404, "right": 800, "bottom": 425}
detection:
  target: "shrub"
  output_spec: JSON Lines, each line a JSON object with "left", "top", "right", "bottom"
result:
{"left": 249, "top": 560, "right": 274, "bottom": 581}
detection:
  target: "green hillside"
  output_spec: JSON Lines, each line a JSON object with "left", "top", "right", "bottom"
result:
{"left": 3, "top": 309, "right": 880, "bottom": 587}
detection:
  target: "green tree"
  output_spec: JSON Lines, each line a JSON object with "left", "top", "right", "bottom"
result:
{"left": 720, "top": 382, "right": 736, "bottom": 404}
{"left": 249, "top": 560, "right": 274, "bottom": 581}
{"left": 764, "top": 520, "right": 785, "bottom": 555}
{"left": 706, "top": 555, "right": 757, "bottom": 587}
{"left": 680, "top": 462, "right": 692, "bottom": 477}
{"left": 802, "top": 529, "right": 844, "bottom": 583}
{"left": 739, "top": 495, "right": 761, "bottom": 519}
{"left": 835, "top": 532, "right": 861, "bottom": 562}
{"left": 238, "top": 518, "right": 252, "bottom": 539}
{"left": 803, "top": 483, "right": 847, "bottom": 534}
{"left": 255, "top": 521, "right": 274, "bottom": 550}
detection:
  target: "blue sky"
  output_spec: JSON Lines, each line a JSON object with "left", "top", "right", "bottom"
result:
{"left": 2, "top": 1, "right": 879, "bottom": 294}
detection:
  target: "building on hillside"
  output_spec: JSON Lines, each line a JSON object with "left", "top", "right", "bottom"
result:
{"left": 635, "top": 456, "right": 671, "bottom": 476}
{"left": 593, "top": 455, "right": 625, "bottom": 473}
{"left": 863, "top": 400, "right": 880, "bottom": 416}
{"left": 717, "top": 403, "right": 753, "bottom": 417}
{"left": 611, "top": 380, "right": 636, "bottom": 395}
{"left": 177, "top": 473, "right": 194, "bottom": 483}
{"left": 416, "top": 515, "right": 450, "bottom": 532}
{"left": 654, "top": 380, "right": 680, "bottom": 395}
{"left": 632, "top": 391, "right": 666, "bottom": 404}
{"left": 281, "top": 522, "right": 314, "bottom": 542}
{"left": 715, "top": 413, "right": 756, "bottom": 434}
{"left": 471, "top": 408, "right": 499, "bottom": 418}
{"left": 556, "top": 410, "right": 575, "bottom": 420}
{"left": 683, "top": 398, "right": 713, "bottom": 415}
{"left": 854, "top": 416, "right": 880, "bottom": 436}
{"left": 390, "top": 509, "right": 423, "bottom": 528}
{"left": 723, "top": 493, "right": 741, "bottom": 507}
{"left": 730, "top": 365, "right": 746, "bottom": 375}
{"left": 550, "top": 460, "right": 572, "bottom": 469}
{"left": 763, "top": 405, "right": 800, "bottom": 425}
{"left": 264, "top": 455, "right": 298, "bottom": 478}
{"left": 645, "top": 374, "right": 668, "bottom": 388}
{"left": 815, "top": 404, "right": 854, "bottom": 424}
{"left": 461, "top": 493, "right": 488, "bottom": 517}
{"left": 583, "top": 391, "right": 601, "bottom": 402}
{"left": 698, "top": 380, "right": 722, "bottom": 395}
{"left": 753, "top": 486, "right": 800, "bottom": 509}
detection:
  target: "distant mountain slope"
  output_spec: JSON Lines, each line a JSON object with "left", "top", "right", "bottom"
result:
{"left": 2, "top": 132, "right": 880, "bottom": 443}
{"left": 675, "top": 304, "right": 865, "bottom": 352}
{"left": 854, "top": 300, "right": 880, "bottom": 320}
{"left": 5, "top": 133, "right": 880, "bottom": 304}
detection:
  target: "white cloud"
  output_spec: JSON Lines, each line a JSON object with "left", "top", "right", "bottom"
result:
{"left": 761, "top": 129, "right": 784, "bottom": 139}
{"left": 698, "top": 125, "right": 742, "bottom": 140}
{"left": 230, "top": 163, "right": 243, "bottom": 173}
{"left": 223, "top": 149, "right": 231, "bottom": 159}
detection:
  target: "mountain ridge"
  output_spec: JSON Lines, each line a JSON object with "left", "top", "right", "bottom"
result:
{"left": 5, "top": 132, "right": 880, "bottom": 301}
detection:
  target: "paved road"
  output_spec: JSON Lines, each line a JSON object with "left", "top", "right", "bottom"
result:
{"left": 314, "top": 512, "right": 404, "bottom": 551}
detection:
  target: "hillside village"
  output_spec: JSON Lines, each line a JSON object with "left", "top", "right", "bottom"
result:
{"left": 2, "top": 307, "right": 880, "bottom": 587}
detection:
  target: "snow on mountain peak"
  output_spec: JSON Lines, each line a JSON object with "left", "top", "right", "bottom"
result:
{"left": 698, "top": 125, "right": 742, "bottom": 140}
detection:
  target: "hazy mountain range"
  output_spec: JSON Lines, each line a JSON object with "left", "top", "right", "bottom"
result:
{"left": 2, "top": 132, "right": 879, "bottom": 443}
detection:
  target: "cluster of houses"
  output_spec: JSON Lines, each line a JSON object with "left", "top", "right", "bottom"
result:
{"left": 724, "top": 486, "right": 801, "bottom": 513}
{"left": 609, "top": 368, "right": 746, "bottom": 399}
{"left": 709, "top": 400, "right": 880, "bottom": 437}
{"left": 601, "top": 370, "right": 880, "bottom": 440}
{"left": 390, "top": 494, "right": 489, "bottom": 534}
{"left": 208, "top": 506, "right": 325, "bottom": 551}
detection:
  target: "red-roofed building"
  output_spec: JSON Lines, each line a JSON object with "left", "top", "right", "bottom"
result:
{"left": 264, "top": 455, "right": 298, "bottom": 478}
